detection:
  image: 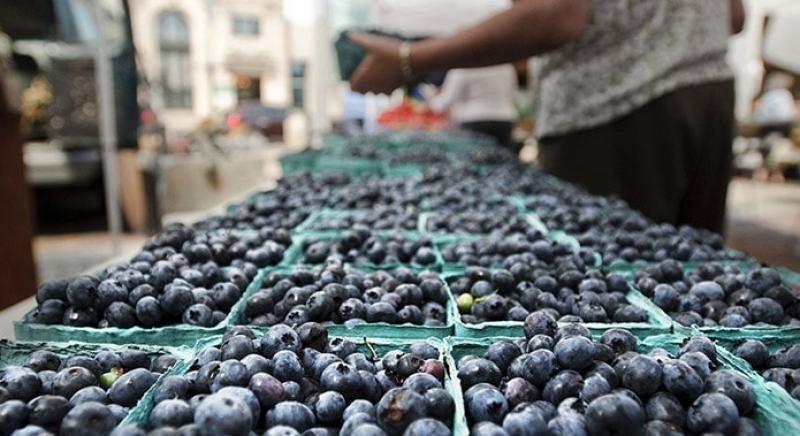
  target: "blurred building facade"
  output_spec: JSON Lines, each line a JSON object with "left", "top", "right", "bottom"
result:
{"left": 129, "top": 0, "right": 290, "bottom": 134}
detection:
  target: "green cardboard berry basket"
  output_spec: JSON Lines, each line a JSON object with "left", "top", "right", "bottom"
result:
{"left": 14, "top": 269, "right": 267, "bottom": 347}
{"left": 281, "top": 231, "right": 445, "bottom": 272}
{"left": 445, "top": 334, "right": 800, "bottom": 436}
{"left": 119, "top": 333, "right": 468, "bottom": 435}
{"left": 444, "top": 270, "right": 674, "bottom": 339}
{"left": 233, "top": 266, "right": 454, "bottom": 339}
{"left": 0, "top": 338, "right": 195, "bottom": 433}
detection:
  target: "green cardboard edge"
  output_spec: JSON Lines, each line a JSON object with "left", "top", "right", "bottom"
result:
{"left": 445, "top": 270, "right": 673, "bottom": 339}
{"left": 232, "top": 266, "right": 454, "bottom": 339}
{"left": 120, "top": 334, "right": 467, "bottom": 435}
{"left": 14, "top": 269, "right": 267, "bottom": 347}
{"left": 292, "top": 208, "right": 421, "bottom": 236}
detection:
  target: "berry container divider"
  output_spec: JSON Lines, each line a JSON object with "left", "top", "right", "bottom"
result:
{"left": 443, "top": 271, "right": 674, "bottom": 339}
{"left": 292, "top": 209, "right": 422, "bottom": 236}
{"left": 778, "top": 267, "right": 800, "bottom": 288}
{"left": 0, "top": 338, "right": 194, "bottom": 432}
{"left": 281, "top": 231, "right": 445, "bottom": 272}
{"left": 445, "top": 334, "right": 800, "bottom": 436}
{"left": 232, "top": 266, "right": 455, "bottom": 339}
{"left": 603, "top": 258, "right": 759, "bottom": 276}
{"left": 118, "top": 334, "right": 469, "bottom": 435}
{"left": 13, "top": 268, "right": 266, "bottom": 347}
{"left": 311, "top": 155, "right": 384, "bottom": 178}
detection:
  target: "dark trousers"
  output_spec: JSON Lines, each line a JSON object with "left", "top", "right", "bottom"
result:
{"left": 461, "top": 120, "right": 515, "bottom": 152}
{"left": 538, "top": 80, "right": 735, "bottom": 234}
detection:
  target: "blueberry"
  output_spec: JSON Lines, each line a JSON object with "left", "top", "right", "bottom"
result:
{"left": 645, "top": 392, "right": 686, "bottom": 427}
{"left": 320, "top": 362, "right": 362, "bottom": 402}
{"left": 653, "top": 284, "right": 679, "bottom": 311}
{"left": 97, "top": 279, "right": 129, "bottom": 310}
{"left": 423, "top": 388, "right": 454, "bottom": 423}
{"left": 210, "top": 360, "right": 249, "bottom": 392}
{"left": 748, "top": 298, "right": 784, "bottom": 324}
{"left": 0, "top": 399, "right": 28, "bottom": 434}
{"left": 150, "top": 398, "right": 192, "bottom": 428}
{"left": 403, "top": 418, "right": 449, "bottom": 436}
{"left": 543, "top": 370, "right": 583, "bottom": 404}
{"left": 107, "top": 368, "right": 156, "bottom": 407}
{"left": 585, "top": 393, "right": 645, "bottom": 435}
{"left": 526, "top": 335, "right": 554, "bottom": 352}
{"left": 484, "top": 341, "right": 522, "bottom": 373}
{"left": 394, "top": 354, "right": 423, "bottom": 379}
{"left": 314, "top": 391, "right": 346, "bottom": 425}
{"left": 62, "top": 307, "right": 99, "bottom": 327}
{"left": 248, "top": 373, "right": 285, "bottom": 410}
{"left": 344, "top": 399, "right": 376, "bottom": 422}
{"left": 153, "top": 375, "right": 191, "bottom": 404}
{"left": 264, "top": 426, "right": 302, "bottom": 436}
{"left": 105, "top": 302, "right": 138, "bottom": 328}
{"left": 261, "top": 325, "right": 302, "bottom": 358}
{"left": 704, "top": 370, "right": 755, "bottom": 414}
{"left": 193, "top": 393, "right": 253, "bottom": 435}
{"left": 70, "top": 386, "right": 108, "bottom": 406}
{"left": 160, "top": 285, "right": 194, "bottom": 318}
{"left": 688, "top": 281, "right": 725, "bottom": 304}
{"left": 120, "top": 350, "right": 150, "bottom": 370}
{"left": 554, "top": 336, "right": 595, "bottom": 371}
{"left": 621, "top": 355, "right": 662, "bottom": 398}
{"left": 402, "top": 373, "right": 441, "bottom": 393}
{"left": 273, "top": 351, "right": 304, "bottom": 383}
{"left": 36, "top": 278, "right": 69, "bottom": 303}
{"left": 457, "top": 358, "right": 502, "bottom": 390}
{"left": 135, "top": 296, "right": 163, "bottom": 327}
{"left": 66, "top": 276, "right": 100, "bottom": 309}
{"left": 221, "top": 336, "right": 255, "bottom": 361}
{"left": 23, "top": 351, "right": 60, "bottom": 374}
{"left": 182, "top": 304, "right": 215, "bottom": 327}
{"left": 679, "top": 352, "right": 714, "bottom": 381}
{"left": 31, "top": 299, "right": 68, "bottom": 324}
{"left": 679, "top": 336, "right": 716, "bottom": 361}
{"left": 266, "top": 401, "right": 316, "bottom": 432}
{"left": 471, "top": 422, "right": 509, "bottom": 436}
{"left": 503, "top": 377, "right": 539, "bottom": 407}
{"left": 523, "top": 311, "right": 557, "bottom": 339}
{"left": 341, "top": 412, "right": 376, "bottom": 436}
{"left": 51, "top": 366, "right": 95, "bottom": 399}
{"left": 580, "top": 373, "right": 612, "bottom": 403}
{"left": 734, "top": 340, "right": 769, "bottom": 369}
{"left": 464, "top": 385, "right": 507, "bottom": 424}
{"left": 508, "top": 350, "right": 556, "bottom": 386}
{"left": 366, "top": 303, "right": 398, "bottom": 323}
{"left": 655, "top": 360, "right": 700, "bottom": 407}
{"left": 768, "top": 345, "right": 800, "bottom": 368}
{"left": 686, "top": 392, "right": 739, "bottom": 434}
{"left": 216, "top": 386, "right": 260, "bottom": 426}
{"left": 502, "top": 406, "right": 547, "bottom": 436}
{"left": 547, "top": 415, "right": 588, "bottom": 436}
{"left": 60, "top": 402, "right": 117, "bottom": 436}
{"left": 241, "top": 354, "right": 272, "bottom": 379}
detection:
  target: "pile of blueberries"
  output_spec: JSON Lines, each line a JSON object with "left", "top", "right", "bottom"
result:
{"left": 27, "top": 239, "right": 263, "bottom": 328}
{"left": 301, "top": 228, "right": 437, "bottom": 266}
{"left": 450, "top": 265, "right": 649, "bottom": 324}
{"left": 457, "top": 319, "right": 762, "bottom": 435}
{"left": 0, "top": 348, "right": 177, "bottom": 435}
{"left": 524, "top": 193, "right": 750, "bottom": 264}
{"left": 438, "top": 232, "right": 593, "bottom": 268}
{"left": 635, "top": 261, "right": 799, "bottom": 327}
{"left": 304, "top": 206, "right": 419, "bottom": 232}
{"left": 114, "top": 323, "right": 455, "bottom": 436}
{"left": 734, "top": 339, "right": 800, "bottom": 400}
{"left": 243, "top": 265, "right": 449, "bottom": 327}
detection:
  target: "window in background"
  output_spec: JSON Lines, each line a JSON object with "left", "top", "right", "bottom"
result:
{"left": 232, "top": 15, "right": 260, "bottom": 36}
{"left": 158, "top": 10, "right": 192, "bottom": 109}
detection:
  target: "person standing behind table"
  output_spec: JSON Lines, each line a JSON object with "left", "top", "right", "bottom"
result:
{"left": 347, "top": 0, "right": 745, "bottom": 235}
{"left": 429, "top": 65, "right": 518, "bottom": 152}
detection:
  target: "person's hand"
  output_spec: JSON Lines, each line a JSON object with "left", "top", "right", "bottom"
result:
{"left": 349, "top": 32, "right": 407, "bottom": 94}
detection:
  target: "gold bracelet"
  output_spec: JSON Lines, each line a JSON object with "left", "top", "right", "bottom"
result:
{"left": 399, "top": 41, "right": 414, "bottom": 82}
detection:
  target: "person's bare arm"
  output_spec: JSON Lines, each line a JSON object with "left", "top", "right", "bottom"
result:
{"left": 350, "top": 0, "right": 590, "bottom": 94}
{"left": 730, "top": 0, "right": 745, "bottom": 34}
